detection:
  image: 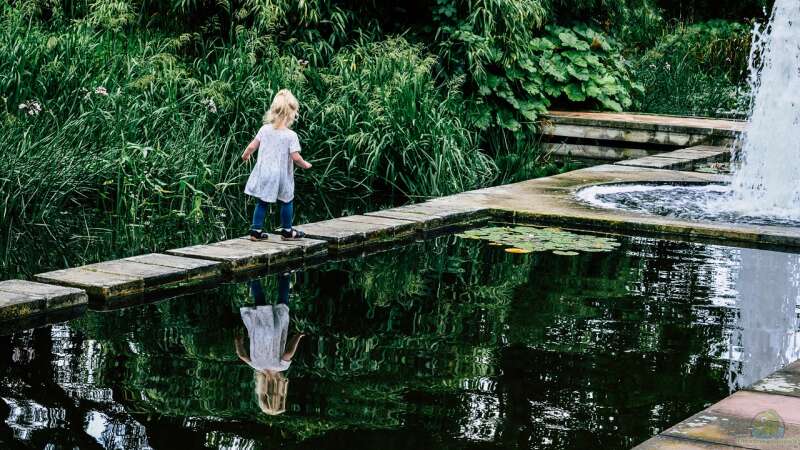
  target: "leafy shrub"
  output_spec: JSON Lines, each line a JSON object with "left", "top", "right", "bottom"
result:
{"left": 467, "top": 24, "right": 643, "bottom": 132}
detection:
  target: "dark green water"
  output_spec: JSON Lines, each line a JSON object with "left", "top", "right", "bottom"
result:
{"left": 1, "top": 232, "right": 798, "bottom": 449}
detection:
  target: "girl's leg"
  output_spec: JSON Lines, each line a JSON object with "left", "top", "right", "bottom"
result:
{"left": 278, "top": 200, "right": 294, "bottom": 231}
{"left": 277, "top": 273, "right": 290, "bottom": 306}
{"left": 251, "top": 199, "right": 269, "bottom": 231}
{"left": 249, "top": 279, "right": 267, "bottom": 306}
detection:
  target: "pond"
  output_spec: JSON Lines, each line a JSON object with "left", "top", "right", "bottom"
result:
{"left": 1, "top": 230, "right": 798, "bottom": 449}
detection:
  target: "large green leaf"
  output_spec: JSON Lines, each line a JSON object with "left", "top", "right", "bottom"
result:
{"left": 567, "top": 65, "right": 591, "bottom": 81}
{"left": 563, "top": 83, "right": 586, "bottom": 102}
{"left": 557, "top": 31, "right": 590, "bottom": 51}
{"left": 496, "top": 109, "right": 521, "bottom": 131}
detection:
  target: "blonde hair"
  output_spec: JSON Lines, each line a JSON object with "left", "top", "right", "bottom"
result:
{"left": 263, "top": 89, "right": 299, "bottom": 127}
{"left": 254, "top": 370, "right": 289, "bottom": 416}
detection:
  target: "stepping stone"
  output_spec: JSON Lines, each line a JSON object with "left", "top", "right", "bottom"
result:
{"left": 748, "top": 360, "right": 800, "bottom": 398}
{"left": 0, "top": 280, "right": 87, "bottom": 322}
{"left": 36, "top": 254, "right": 222, "bottom": 299}
{"left": 616, "top": 156, "right": 692, "bottom": 170}
{"left": 617, "top": 146, "right": 730, "bottom": 171}
{"left": 294, "top": 216, "right": 416, "bottom": 250}
{"left": 337, "top": 214, "right": 419, "bottom": 234}
{"left": 366, "top": 202, "right": 488, "bottom": 231}
{"left": 167, "top": 236, "right": 326, "bottom": 273}
{"left": 661, "top": 390, "right": 800, "bottom": 448}
{"left": 36, "top": 269, "right": 142, "bottom": 299}
{"left": 0, "top": 290, "right": 44, "bottom": 322}
{"left": 365, "top": 209, "right": 448, "bottom": 230}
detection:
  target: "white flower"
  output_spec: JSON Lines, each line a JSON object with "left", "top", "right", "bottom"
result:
{"left": 201, "top": 98, "right": 218, "bottom": 113}
{"left": 94, "top": 86, "right": 109, "bottom": 96}
{"left": 665, "top": 62, "right": 671, "bottom": 71}
{"left": 649, "top": 64, "right": 657, "bottom": 69}
{"left": 18, "top": 100, "right": 42, "bottom": 116}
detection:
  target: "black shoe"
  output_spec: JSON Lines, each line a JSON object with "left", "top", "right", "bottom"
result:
{"left": 281, "top": 228, "right": 306, "bottom": 240}
{"left": 249, "top": 229, "right": 270, "bottom": 241}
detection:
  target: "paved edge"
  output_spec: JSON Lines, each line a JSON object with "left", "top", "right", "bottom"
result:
{"left": 0, "top": 280, "right": 88, "bottom": 323}
{"left": 633, "top": 361, "right": 800, "bottom": 449}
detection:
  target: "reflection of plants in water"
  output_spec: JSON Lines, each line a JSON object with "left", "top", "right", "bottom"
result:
{"left": 63, "top": 235, "right": 733, "bottom": 445}
{"left": 458, "top": 226, "right": 620, "bottom": 255}
{"left": 69, "top": 235, "right": 534, "bottom": 440}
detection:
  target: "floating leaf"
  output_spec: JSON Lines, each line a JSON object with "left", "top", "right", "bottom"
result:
{"left": 458, "top": 225, "right": 619, "bottom": 256}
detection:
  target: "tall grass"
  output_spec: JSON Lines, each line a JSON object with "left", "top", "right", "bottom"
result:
{"left": 0, "top": 10, "right": 498, "bottom": 277}
{"left": 303, "top": 39, "right": 495, "bottom": 201}
{"left": 631, "top": 20, "right": 753, "bottom": 117}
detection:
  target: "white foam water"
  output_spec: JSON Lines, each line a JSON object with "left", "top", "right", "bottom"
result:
{"left": 724, "top": 0, "right": 800, "bottom": 219}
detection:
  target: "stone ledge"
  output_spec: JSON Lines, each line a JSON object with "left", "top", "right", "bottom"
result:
{"left": 0, "top": 280, "right": 87, "bottom": 322}
{"left": 36, "top": 254, "right": 222, "bottom": 300}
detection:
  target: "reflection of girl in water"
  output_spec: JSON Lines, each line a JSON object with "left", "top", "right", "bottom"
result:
{"left": 235, "top": 274, "right": 304, "bottom": 415}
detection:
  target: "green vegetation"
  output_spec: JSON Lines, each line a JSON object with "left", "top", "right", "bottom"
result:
{"left": 0, "top": 0, "right": 771, "bottom": 277}
{"left": 633, "top": 20, "right": 753, "bottom": 117}
{"left": 457, "top": 225, "right": 620, "bottom": 255}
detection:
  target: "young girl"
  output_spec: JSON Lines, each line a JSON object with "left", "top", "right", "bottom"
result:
{"left": 242, "top": 89, "right": 312, "bottom": 241}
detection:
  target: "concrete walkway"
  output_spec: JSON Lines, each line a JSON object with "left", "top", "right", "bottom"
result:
{"left": 29, "top": 160, "right": 800, "bottom": 306}
{"left": 542, "top": 111, "right": 744, "bottom": 161}
{"left": 635, "top": 361, "right": 800, "bottom": 449}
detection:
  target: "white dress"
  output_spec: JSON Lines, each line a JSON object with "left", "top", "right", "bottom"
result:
{"left": 244, "top": 124, "right": 301, "bottom": 203}
{"left": 240, "top": 304, "right": 291, "bottom": 372}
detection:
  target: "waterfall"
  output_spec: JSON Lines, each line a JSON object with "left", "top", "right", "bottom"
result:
{"left": 728, "top": 0, "right": 800, "bottom": 218}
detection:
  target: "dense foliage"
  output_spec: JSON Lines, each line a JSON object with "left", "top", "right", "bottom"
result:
{"left": 634, "top": 20, "right": 753, "bottom": 117}
{"left": 0, "top": 0, "right": 771, "bottom": 275}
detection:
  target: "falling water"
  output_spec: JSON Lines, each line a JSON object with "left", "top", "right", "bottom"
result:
{"left": 727, "top": 0, "right": 800, "bottom": 218}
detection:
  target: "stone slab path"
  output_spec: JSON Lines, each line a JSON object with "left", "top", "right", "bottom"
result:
{"left": 544, "top": 111, "right": 744, "bottom": 137}
{"left": 541, "top": 111, "right": 744, "bottom": 161}
{"left": 167, "top": 235, "right": 326, "bottom": 273}
{"left": 0, "top": 280, "right": 87, "bottom": 322}
{"left": 616, "top": 145, "right": 729, "bottom": 170}
{"left": 634, "top": 361, "right": 800, "bottom": 449}
{"left": 36, "top": 253, "right": 222, "bottom": 300}
{"left": 16, "top": 162, "right": 800, "bottom": 307}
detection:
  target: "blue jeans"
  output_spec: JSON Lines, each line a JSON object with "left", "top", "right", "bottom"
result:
{"left": 249, "top": 275, "right": 290, "bottom": 307}
{"left": 251, "top": 199, "right": 293, "bottom": 231}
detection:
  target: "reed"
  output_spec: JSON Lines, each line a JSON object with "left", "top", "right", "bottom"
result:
{"left": 0, "top": 10, "right": 497, "bottom": 276}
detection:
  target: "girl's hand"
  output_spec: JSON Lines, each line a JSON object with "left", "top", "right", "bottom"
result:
{"left": 242, "top": 150, "right": 251, "bottom": 162}
{"left": 303, "top": 161, "right": 312, "bottom": 169}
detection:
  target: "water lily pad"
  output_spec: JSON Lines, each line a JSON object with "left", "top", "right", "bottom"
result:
{"left": 458, "top": 225, "right": 619, "bottom": 256}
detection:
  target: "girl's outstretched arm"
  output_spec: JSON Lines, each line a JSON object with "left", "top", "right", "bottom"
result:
{"left": 281, "top": 333, "right": 305, "bottom": 362}
{"left": 290, "top": 152, "right": 312, "bottom": 169}
{"left": 242, "top": 139, "right": 260, "bottom": 161}
{"left": 235, "top": 336, "right": 251, "bottom": 363}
